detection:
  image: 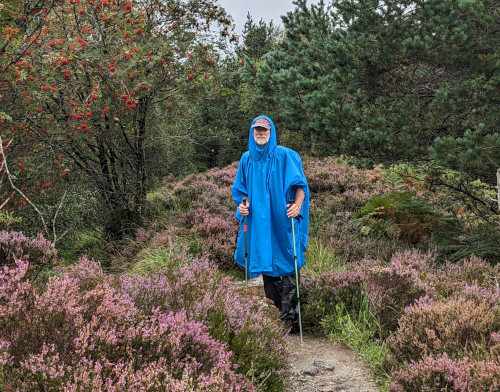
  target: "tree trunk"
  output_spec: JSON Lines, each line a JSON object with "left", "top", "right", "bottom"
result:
{"left": 497, "top": 168, "right": 500, "bottom": 217}
{"left": 134, "top": 98, "right": 149, "bottom": 219}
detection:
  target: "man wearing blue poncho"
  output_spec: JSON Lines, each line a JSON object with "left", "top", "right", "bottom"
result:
{"left": 231, "top": 115, "right": 310, "bottom": 327}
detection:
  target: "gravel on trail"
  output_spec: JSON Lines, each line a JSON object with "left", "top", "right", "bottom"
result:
{"left": 284, "top": 333, "right": 380, "bottom": 392}
{"left": 235, "top": 276, "right": 381, "bottom": 392}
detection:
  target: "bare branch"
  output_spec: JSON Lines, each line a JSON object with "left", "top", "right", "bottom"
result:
{"left": 52, "top": 190, "right": 67, "bottom": 244}
{"left": 0, "top": 134, "right": 49, "bottom": 236}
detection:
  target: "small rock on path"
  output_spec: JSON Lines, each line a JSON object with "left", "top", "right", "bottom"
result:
{"left": 285, "top": 334, "right": 380, "bottom": 392}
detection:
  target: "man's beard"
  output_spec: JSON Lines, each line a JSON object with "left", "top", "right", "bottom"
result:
{"left": 255, "top": 136, "right": 269, "bottom": 147}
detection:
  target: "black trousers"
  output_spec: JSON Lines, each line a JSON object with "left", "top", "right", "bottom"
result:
{"left": 262, "top": 274, "right": 299, "bottom": 323}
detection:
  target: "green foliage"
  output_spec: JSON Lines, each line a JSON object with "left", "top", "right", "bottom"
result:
{"left": 432, "top": 224, "right": 500, "bottom": 264}
{"left": 429, "top": 124, "right": 500, "bottom": 184}
{"left": 181, "top": 14, "right": 282, "bottom": 173}
{"left": 356, "top": 192, "right": 437, "bottom": 244}
{"left": 130, "top": 244, "right": 192, "bottom": 276}
{"left": 57, "top": 229, "right": 106, "bottom": 265}
{"left": 303, "top": 238, "right": 345, "bottom": 278}
{"left": 0, "top": 210, "right": 22, "bottom": 230}
{"left": 247, "top": 0, "right": 499, "bottom": 185}
{"left": 1, "top": 0, "right": 233, "bottom": 241}
{"left": 321, "top": 296, "right": 391, "bottom": 385}
{"left": 353, "top": 161, "right": 500, "bottom": 263}
{"left": 239, "top": 14, "right": 280, "bottom": 60}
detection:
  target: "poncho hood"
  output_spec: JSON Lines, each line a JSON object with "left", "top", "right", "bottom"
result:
{"left": 248, "top": 115, "right": 277, "bottom": 161}
{"left": 232, "top": 115, "right": 310, "bottom": 278}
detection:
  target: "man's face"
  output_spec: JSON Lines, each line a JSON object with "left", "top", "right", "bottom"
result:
{"left": 253, "top": 126, "right": 270, "bottom": 148}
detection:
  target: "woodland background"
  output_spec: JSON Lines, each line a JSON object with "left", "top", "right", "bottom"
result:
{"left": 0, "top": 0, "right": 498, "bottom": 391}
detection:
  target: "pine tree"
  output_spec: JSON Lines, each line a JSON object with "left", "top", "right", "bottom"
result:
{"left": 249, "top": 0, "right": 499, "bottom": 183}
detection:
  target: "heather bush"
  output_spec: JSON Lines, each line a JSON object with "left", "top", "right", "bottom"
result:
{"left": 386, "top": 295, "right": 497, "bottom": 364}
{"left": 122, "top": 257, "right": 289, "bottom": 390}
{"left": 319, "top": 211, "right": 403, "bottom": 263}
{"left": 185, "top": 202, "right": 238, "bottom": 269}
{"left": 305, "top": 158, "right": 397, "bottom": 256}
{"left": 490, "top": 332, "right": 500, "bottom": 359}
{"left": 0, "top": 231, "right": 57, "bottom": 280}
{"left": 303, "top": 157, "right": 390, "bottom": 212}
{"left": 141, "top": 166, "right": 239, "bottom": 270}
{"left": 302, "top": 268, "right": 366, "bottom": 328}
{"left": 302, "top": 244, "right": 499, "bottom": 388}
{"left": 390, "top": 353, "right": 500, "bottom": 392}
{"left": 460, "top": 284, "right": 500, "bottom": 309}
{"left": 361, "top": 249, "right": 437, "bottom": 334}
{"left": 0, "top": 259, "right": 257, "bottom": 391}
{"left": 0, "top": 260, "right": 32, "bottom": 320}
{"left": 453, "top": 255, "right": 500, "bottom": 287}
{"left": 427, "top": 254, "right": 500, "bottom": 300}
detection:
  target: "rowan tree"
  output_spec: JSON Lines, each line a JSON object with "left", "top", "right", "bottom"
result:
{"left": 1, "top": 0, "right": 234, "bottom": 239}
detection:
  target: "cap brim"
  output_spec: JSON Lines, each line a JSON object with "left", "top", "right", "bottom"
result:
{"left": 251, "top": 124, "right": 271, "bottom": 130}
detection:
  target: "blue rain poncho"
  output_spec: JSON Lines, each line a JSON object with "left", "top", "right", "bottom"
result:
{"left": 231, "top": 115, "right": 310, "bottom": 278}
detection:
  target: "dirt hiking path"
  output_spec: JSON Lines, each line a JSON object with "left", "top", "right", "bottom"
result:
{"left": 285, "top": 334, "right": 380, "bottom": 392}
{"left": 235, "top": 276, "right": 380, "bottom": 392}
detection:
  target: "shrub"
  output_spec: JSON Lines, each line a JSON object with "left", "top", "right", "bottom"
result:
{"left": 304, "top": 157, "right": 390, "bottom": 212}
{"left": 386, "top": 296, "right": 497, "bottom": 364}
{"left": 428, "top": 254, "right": 500, "bottom": 300}
{"left": 319, "top": 211, "right": 403, "bottom": 263}
{"left": 0, "top": 231, "right": 57, "bottom": 280}
{"left": 390, "top": 353, "right": 500, "bottom": 392}
{"left": 302, "top": 268, "right": 366, "bottom": 328}
{"left": 454, "top": 255, "right": 500, "bottom": 287}
{"left": 0, "top": 258, "right": 257, "bottom": 391}
{"left": 140, "top": 167, "right": 240, "bottom": 271}
{"left": 301, "top": 158, "right": 397, "bottom": 258}
{"left": 122, "top": 257, "right": 289, "bottom": 390}
{"left": 355, "top": 192, "right": 437, "bottom": 244}
{"left": 186, "top": 203, "right": 238, "bottom": 269}
{"left": 0, "top": 260, "right": 32, "bottom": 320}
{"left": 361, "top": 249, "right": 436, "bottom": 334}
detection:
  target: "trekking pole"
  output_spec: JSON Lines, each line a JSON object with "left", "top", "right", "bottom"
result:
{"left": 290, "top": 199, "right": 303, "bottom": 343}
{"left": 243, "top": 197, "right": 248, "bottom": 288}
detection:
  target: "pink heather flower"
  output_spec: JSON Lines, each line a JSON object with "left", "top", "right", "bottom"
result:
{"left": 0, "top": 259, "right": 31, "bottom": 318}
{"left": 1, "top": 252, "right": 284, "bottom": 390}
{"left": 0, "top": 340, "right": 11, "bottom": 366}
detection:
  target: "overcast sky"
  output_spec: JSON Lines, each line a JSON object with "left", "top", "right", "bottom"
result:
{"left": 217, "top": 0, "right": 298, "bottom": 35}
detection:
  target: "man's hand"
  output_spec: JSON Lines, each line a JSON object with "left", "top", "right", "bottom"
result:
{"left": 286, "top": 202, "right": 301, "bottom": 218}
{"left": 239, "top": 199, "right": 249, "bottom": 216}
{"left": 287, "top": 187, "right": 305, "bottom": 218}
